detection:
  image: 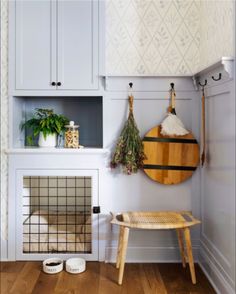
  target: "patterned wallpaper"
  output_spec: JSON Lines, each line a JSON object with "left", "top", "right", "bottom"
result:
{"left": 106, "top": 0, "right": 201, "bottom": 75}
{"left": 0, "top": 0, "right": 235, "bottom": 241}
{"left": 0, "top": 0, "right": 8, "bottom": 240}
{"left": 106, "top": 0, "right": 235, "bottom": 75}
{"left": 199, "top": 0, "right": 234, "bottom": 70}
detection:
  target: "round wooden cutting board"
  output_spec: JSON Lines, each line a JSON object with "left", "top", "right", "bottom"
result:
{"left": 143, "top": 125, "right": 200, "bottom": 185}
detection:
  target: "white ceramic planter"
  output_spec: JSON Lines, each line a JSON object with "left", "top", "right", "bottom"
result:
{"left": 38, "top": 132, "right": 57, "bottom": 148}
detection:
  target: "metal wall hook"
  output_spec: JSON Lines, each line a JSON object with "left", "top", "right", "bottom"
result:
{"left": 212, "top": 73, "right": 222, "bottom": 81}
{"left": 129, "top": 82, "right": 133, "bottom": 88}
{"left": 199, "top": 79, "right": 207, "bottom": 87}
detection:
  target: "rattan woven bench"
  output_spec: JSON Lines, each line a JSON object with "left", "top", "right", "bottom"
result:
{"left": 111, "top": 211, "right": 201, "bottom": 285}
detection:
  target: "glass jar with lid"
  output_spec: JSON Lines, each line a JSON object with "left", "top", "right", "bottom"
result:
{"left": 64, "top": 121, "right": 79, "bottom": 148}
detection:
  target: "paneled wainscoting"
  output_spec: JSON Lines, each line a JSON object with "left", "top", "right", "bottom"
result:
{"left": 198, "top": 62, "right": 235, "bottom": 294}
{"left": 0, "top": 261, "right": 215, "bottom": 294}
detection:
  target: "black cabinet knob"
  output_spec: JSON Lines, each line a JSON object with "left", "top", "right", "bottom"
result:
{"left": 51, "top": 82, "right": 56, "bottom": 86}
{"left": 57, "top": 82, "right": 61, "bottom": 86}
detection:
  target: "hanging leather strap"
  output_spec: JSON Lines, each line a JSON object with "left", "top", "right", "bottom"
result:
{"left": 129, "top": 94, "right": 134, "bottom": 114}
{"left": 170, "top": 85, "right": 176, "bottom": 115}
{"left": 201, "top": 88, "right": 206, "bottom": 166}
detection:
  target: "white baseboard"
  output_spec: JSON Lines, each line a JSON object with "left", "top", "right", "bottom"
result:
{"left": 105, "top": 246, "right": 199, "bottom": 263}
{"left": 199, "top": 245, "right": 235, "bottom": 294}
{"left": 1, "top": 238, "right": 8, "bottom": 261}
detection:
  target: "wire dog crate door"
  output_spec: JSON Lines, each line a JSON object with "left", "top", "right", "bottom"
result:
{"left": 16, "top": 172, "right": 99, "bottom": 260}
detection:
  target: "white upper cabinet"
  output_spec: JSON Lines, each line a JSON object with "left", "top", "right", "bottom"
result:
{"left": 57, "top": 0, "right": 98, "bottom": 90}
{"left": 15, "top": 0, "right": 55, "bottom": 90}
{"left": 12, "top": 0, "right": 99, "bottom": 93}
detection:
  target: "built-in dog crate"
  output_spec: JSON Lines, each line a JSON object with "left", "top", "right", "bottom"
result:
{"left": 23, "top": 176, "right": 92, "bottom": 254}
{"left": 13, "top": 170, "right": 99, "bottom": 261}
{"left": 8, "top": 94, "right": 105, "bottom": 261}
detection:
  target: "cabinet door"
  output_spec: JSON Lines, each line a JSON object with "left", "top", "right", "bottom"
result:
{"left": 15, "top": 0, "right": 57, "bottom": 90}
{"left": 57, "top": 0, "right": 99, "bottom": 90}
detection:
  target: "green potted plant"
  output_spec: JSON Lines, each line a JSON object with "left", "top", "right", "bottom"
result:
{"left": 22, "top": 108, "right": 69, "bottom": 147}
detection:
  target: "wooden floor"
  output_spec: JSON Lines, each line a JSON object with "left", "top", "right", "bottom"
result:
{"left": 0, "top": 262, "right": 215, "bottom": 294}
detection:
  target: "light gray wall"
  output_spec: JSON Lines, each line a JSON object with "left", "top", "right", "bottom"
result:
{"left": 198, "top": 66, "right": 235, "bottom": 294}
{"left": 102, "top": 76, "right": 201, "bottom": 262}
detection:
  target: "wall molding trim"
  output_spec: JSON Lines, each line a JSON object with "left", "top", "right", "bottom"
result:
{"left": 199, "top": 246, "right": 235, "bottom": 294}
{"left": 200, "top": 239, "right": 234, "bottom": 286}
{"left": 221, "top": 57, "right": 235, "bottom": 79}
{"left": 201, "top": 234, "right": 231, "bottom": 270}
{"left": 192, "top": 57, "right": 234, "bottom": 91}
{"left": 0, "top": 238, "right": 7, "bottom": 261}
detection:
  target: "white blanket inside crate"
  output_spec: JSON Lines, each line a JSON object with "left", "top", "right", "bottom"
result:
{"left": 23, "top": 210, "right": 91, "bottom": 252}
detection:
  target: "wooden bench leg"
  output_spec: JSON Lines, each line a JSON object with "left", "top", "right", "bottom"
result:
{"left": 176, "top": 228, "right": 186, "bottom": 268}
{"left": 118, "top": 227, "right": 129, "bottom": 285}
{"left": 116, "top": 226, "right": 124, "bottom": 269}
{"left": 183, "top": 227, "right": 196, "bottom": 284}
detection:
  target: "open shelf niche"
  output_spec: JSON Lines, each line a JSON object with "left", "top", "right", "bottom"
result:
{"left": 11, "top": 96, "right": 103, "bottom": 149}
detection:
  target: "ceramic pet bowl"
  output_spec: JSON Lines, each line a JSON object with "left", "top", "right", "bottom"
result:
{"left": 66, "top": 258, "right": 86, "bottom": 274}
{"left": 43, "top": 258, "right": 63, "bottom": 274}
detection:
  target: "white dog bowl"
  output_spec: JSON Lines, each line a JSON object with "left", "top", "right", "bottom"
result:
{"left": 43, "top": 258, "right": 63, "bottom": 274}
{"left": 66, "top": 258, "right": 86, "bottom": 274}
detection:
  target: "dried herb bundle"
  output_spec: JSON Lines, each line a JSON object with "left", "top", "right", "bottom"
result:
{"left": 110, "top": 94, "right": 146, "bottom": 175}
